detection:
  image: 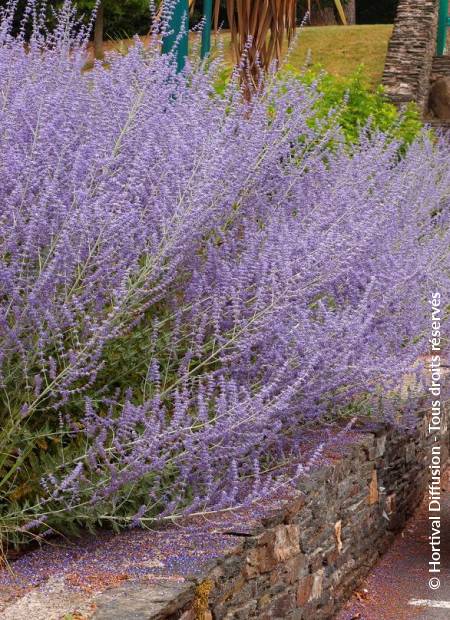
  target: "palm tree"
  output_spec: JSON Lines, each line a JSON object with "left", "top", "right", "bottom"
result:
{"left": 212, "top": 2, "right": 350, "bottom": 89}
{"left": 161, "top": 1, "right": 296, "bottom": 88}
{"left": 216, "top": 0, "right": 297, "bottom": 87}
{"left": 94, "top": 1, "right": 105, "bottom": 59}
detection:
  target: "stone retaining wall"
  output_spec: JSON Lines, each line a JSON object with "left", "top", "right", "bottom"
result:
{"left": 91, "top": 403, "right": 449, "bottom": 620}
{"left": 382, "top": 0, "right": 439, "bottom": 112}
{"left": 431, "top": 55, "right": 450, "bottom": 83}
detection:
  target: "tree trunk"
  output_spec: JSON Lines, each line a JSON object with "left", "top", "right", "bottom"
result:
{"left": 309, "top": 7, "right": 336, "bottom": 26}
{"left": 310, "top": 1, "right": 356, "bottom": 26}
{"left": 345, "top": 0, "right": 356, "bottom": 25}
{"left": 94, "top": 3, "right": 104, "bottom": 60}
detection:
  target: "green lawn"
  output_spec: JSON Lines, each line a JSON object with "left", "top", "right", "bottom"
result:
{"left": 95, "top": 24, "right": 393, "bottom": 86}
{"left": 284, "top": 25, "right": 393, "bottom": 85}
{"left": 209, "top": 24, "right": 393, "bottom": 85}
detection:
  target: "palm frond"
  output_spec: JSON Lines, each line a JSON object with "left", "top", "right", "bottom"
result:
{"left": 333, "top": 0, "right": 347, "bottom": 25}
{"left": 217, "top": 0, "right": 297, "bottom": 89}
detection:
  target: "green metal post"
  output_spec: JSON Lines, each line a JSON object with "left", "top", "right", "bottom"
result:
{"left": 437, "top": 0, "right": 449, "bottom": 56}
{"left": 201, "top": 0, "right": 213, "bottom": 59}
{"left": 162, "top": 0, "right": 189, "bottom": 72}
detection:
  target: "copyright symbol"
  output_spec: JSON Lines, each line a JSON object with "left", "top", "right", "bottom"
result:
{"left": 429, "top": 577, "right": 440, "bottom": 590}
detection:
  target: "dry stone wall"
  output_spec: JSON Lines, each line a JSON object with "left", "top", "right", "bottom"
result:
{"left": 91, "top": 403, "right": 449, "bottom": 620}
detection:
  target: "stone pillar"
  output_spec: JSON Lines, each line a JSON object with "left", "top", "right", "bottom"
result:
{"left": 382, "top": 0, "right": 440, "bottom": 113}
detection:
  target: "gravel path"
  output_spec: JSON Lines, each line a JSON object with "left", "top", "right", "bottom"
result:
{"left": 337, "top": 466, "right": 450, "bottom": 620}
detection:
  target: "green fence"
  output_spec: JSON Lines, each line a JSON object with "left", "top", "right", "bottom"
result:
{"left": 437, "top": 0, "right": 450, "bottom": 56}
{"left": 162, "top": 0, "right": 213, "bottom": 72}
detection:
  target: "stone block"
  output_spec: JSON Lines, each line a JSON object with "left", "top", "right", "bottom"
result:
{"left": 310, "top": 568, "right": 324, "bottom": 600}
{"left": 244, "top": 546, "right": 272, "bottom": 577}
{"left": 93, "top": 579, "right": 195, "bottom": 620}
{"left": 258, "top": 593, "right": 272, "bottom": 609}
{"left": 385, "top": 493, "right": 396, "bottom": 515}
{"left": 375, "top": 434, "right": 387, "bottom": 458}
{"left": 429, "top": 77, "right": 450, "bottom": 120}
{"left": 442, "top": 468, "right": 450, "bottom": 492}
{"left": 244, "top": 524, "right": 300, "bottom": 577}
{"left": 296, "top": 575, "right": 314, "bottom": 606}
{"left": 334, "top": 520, "right": 343, "bottom": 553}
{"left": 181, "top": 611, "right": 212, "bottom": 620}
{"left": 368, "top": 469, "right": 379, "bottom": 505}
{"left": 223, "top": 601, "right": 257, "bottom": 619}
{"left": 266, "top": 592, "right": 297, "bottom": 618}
{"left": 272, "top": 524, "right": 301, "bottom": 562}
{"left": 405, "top": 443, "right": 416, "bottom": 463}
{"left": 269, "top": 554, "right": 307, "bottom": 587}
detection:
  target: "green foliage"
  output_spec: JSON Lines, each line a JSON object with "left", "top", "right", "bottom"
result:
{"left": 356, "top": 0, "right": 399, "bottom": 25}
{"left": 214, "top": 65, "right": 422, "bottom": 150}
{"left": 0, "top": 1, "right": 153, "bottom": 38}
{"left": 212, "top": 65, "right": 232, "bottom": 96}
{"left": 74, "top": 0, "right": 152, "bottom": 38}
{"left": 288, "top": 65, "right": 423, "bottom": 147}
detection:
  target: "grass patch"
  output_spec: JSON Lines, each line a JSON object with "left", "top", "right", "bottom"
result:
{"left": 88, "top": 24, "right": 393, "bottom": 86}
{"left": 287, "top": 25, "right": 393, "bottom": 86}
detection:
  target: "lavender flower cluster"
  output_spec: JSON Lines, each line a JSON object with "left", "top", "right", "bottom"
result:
{"left": 0, "top": 2, "right": 449, "bottom": 543}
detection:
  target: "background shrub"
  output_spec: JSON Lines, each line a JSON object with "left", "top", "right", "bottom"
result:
{"left": 287, "top": 65, "right": 422, "bottom": 146}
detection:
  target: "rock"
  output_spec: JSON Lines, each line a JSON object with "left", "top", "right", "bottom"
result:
{"left": 310, "top": 568, "right": 324, "bottom": 600}
{"left": 375, "top": 435, "right": 386, "bottom": 458}
{"left": 266, "top": 592, "right": 296, "bottom": 617}
{"left": 244, "top": 524, "right": 301, "bottom": 577}
{"left": 429, "top": 77, "right": 450, "bottom": 120}
{"left": 296, "top": 569, "right": 324, "bottom": 607}
{"left": 334, "top": 520, "right": 343, "bottom": 553}
{"left": 385, "top": 493, "right": 396, "bottom": 516}
{"left": 269, "top": 554, "right": 307, "bottom": 587}
{"left": 442, "top": 468, "right": 450, "bottom": 492}
{"left": 0, "top": 576, "right": 93, "bottom": 620}
{"left": 272, "top": 524, "right": 301, "bottom": 562}
{"left": 93, "top": 580, "right": 194, "bottom": 620}
{"left": 243, "top": 546, "right": 273, "bottom": 577}
{"left": 368, "top": 470, "right": 379, "bottom": 506}
{"left": 296, "top": 575, "right": 314, "bottom": 606}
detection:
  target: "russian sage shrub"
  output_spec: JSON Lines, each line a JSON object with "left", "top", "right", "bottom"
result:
{"left": 0, "top": 3, "right": 449, "bottom": 546}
